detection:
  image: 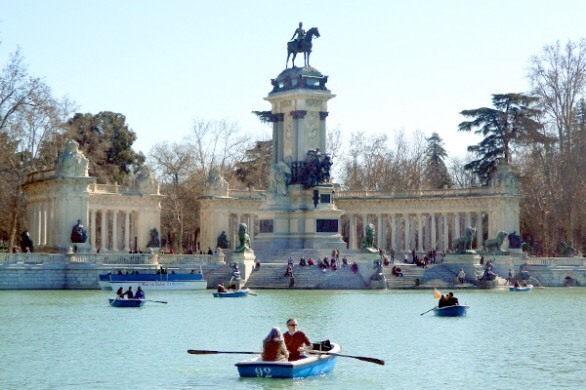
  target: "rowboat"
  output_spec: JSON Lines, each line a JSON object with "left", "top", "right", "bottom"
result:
{"left": 108, "top": 298, "right": 146, "bottom": 308}
{"left": 433, "top": 305, "right": 469, "bottom": 317}
{"left": 213, "top": 288, "right": 250, "bottom": 298}
{"left": 235, "top": 342, "right": 340, "bottom": 378}
{"left": 509, "top": 284, "right": 533, "bottom": 292}
{"left": 101, "top": 272, "right": 207, "bottom": 291}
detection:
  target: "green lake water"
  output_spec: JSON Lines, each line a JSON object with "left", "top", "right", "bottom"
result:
{"left": 1, "top": 288, "right": 584, "bottom": 389}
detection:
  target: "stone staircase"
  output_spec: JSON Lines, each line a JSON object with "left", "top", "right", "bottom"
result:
{"left": 382, "top": 264, "right": 427, "bottom": 289}
{"left": 244, "top": 263, "right": 369, "bottom": 289}
{"left": 252, "top": 248, "right": 338, "bottom": 263}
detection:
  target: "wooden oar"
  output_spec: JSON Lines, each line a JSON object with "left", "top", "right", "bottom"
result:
{"left": 248, "top": 292, "right": 258, "bottom": 296}
{"left": 305, "top": 350, "right": 384, "bottom": 366}
{"left": 188, "top": 349, "right": 260, "bottom": 355}
{"left": 420, "top": 306, "right": 438, "bottom": 315}
{"left": 146, "top": 299, "right": 168, "bottom": 304}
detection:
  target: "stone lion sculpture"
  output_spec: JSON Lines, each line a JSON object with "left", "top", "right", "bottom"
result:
{"left": 451, "top": 227, "right": 477, "bottom": 253}
{"left": 483, "top": 231, "right": 509, "bottom": 253}
{"left": 234, "top": 223, "right": 251, "bottom": 253}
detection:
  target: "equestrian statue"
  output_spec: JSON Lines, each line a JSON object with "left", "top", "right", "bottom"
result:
{"left": 286, "top": 22, "right": 320, "bottom": 68}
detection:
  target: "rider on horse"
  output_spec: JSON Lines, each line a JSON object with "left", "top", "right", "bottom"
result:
{"left": 291, "top": 22, "right": 306, "bottom": 50}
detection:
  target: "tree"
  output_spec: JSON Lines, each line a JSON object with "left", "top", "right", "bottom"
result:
{"left": 54, "top": 111, "right": 145, "bottom": 185}
{"left": 148, "top": 142, "right": 195, "bottom": 253}
{"left": 234, "top": 140, "right": 271, "bottom": 190}
{"left": 423, "top": 132, "right": 452, "bottom": 189}
{"left": 0, "top": 47, "right": 72, "bottom": 250}
{"left": 458, "top": 93, "right": 545, "bottom": 184}
{"left": 528, "top": 39, "right": 586, "bottom": 160}
{"left": 526, "top": 39, "right": 586, "bottom": 253}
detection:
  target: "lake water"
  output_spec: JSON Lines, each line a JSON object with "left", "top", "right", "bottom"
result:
{"left": 1, "top": 288, "right": 584, "bottom": 389}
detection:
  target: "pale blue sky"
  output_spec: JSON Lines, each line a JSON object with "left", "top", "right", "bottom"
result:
{"left": 1, "top": 0, "right": 585, "bottom": 159}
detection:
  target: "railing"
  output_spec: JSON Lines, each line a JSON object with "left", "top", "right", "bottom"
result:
{"left": 158, "top": 254, "right": 223, "bottom": 264}
{"left": 25, "top": 169, "right": 56, "bottom": 183}
{"left": 0, "top": 253, "right": 64, "bottom": 264}
{"left": 335, "top": 187, "right": 514, "bottom": 199}
{"left": 69, "top": 253, "right": 156, "bottom": 264}
{"left": 226, "top": 189, "right": 265, "bottom": 200}
{"left": 0, "top": 252, "right": 225, "bottom": 265}
{"left": 525, "top": 257, "right": 586, "bottom": 266}
{"left": 89, "top": 183, "right": 143, "bottom": 195}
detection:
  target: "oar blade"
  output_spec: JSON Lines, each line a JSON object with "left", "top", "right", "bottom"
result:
{"left": 355, "top": 356, "right": 385, "bottom": 365}
{"left": 187, "top": 349, "right": 221, "bottom": 355}
{"left": 187, "top": 349, "right": 260, "bottom": 355}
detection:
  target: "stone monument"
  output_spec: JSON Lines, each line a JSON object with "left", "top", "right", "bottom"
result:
{"left": 253, "top": 26, "right": 346, "bottom": 252}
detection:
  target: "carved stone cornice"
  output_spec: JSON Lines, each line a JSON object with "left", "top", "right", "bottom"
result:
{"left": 290, "top": 110, "right": 307, "bottom": 119}
{"left": 270, "top": 113, "right": 284, "bottom": 122}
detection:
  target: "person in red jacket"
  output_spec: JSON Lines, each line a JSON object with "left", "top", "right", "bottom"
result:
{"left": 283, "top": 318, "right": 311, "bottom": 361}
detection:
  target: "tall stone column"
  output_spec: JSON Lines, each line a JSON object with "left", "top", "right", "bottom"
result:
{"left": 112, "top": 210, "right": 118, "bottom": 251}
{"left": 443, "top": 214, "right": 449, "bottom": 250}
{"left": 417, "top": 214, "right": 424, "bottom": 252}
{"left": 124, "top": 211, "right": 130, "bottom": 252}
{"left": 404, "top": 215, "right": 410, "bottom": 252}
{"left": 429, "top": 213, "right": 437, "bottom": 249}
{"left": 476, "top": 211, "right": 483, "bottom": 249}
{"left": 454, "top": 213, "right": 461, "bottom": 239}
{"left": 90, "top": 209, "right": 96, "bottom": 250}
{"left": 377, "top": 214, "right": 385, "bottom": 251}
{"left": 101, "top": 210, "right": 107, "bottom": 251}
{"left": 390, "top": 214, "right": 397, "bottom": 251}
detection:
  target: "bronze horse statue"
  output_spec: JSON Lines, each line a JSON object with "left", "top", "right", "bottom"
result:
{"left": 286, "top": 27, "right": 320, "bottom": 68}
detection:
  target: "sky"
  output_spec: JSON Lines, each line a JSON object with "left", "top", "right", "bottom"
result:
{"left": 1, "top": 0, "right": 586, "bottom": 161}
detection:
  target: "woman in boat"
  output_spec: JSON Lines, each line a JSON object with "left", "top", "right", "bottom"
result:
{"left": 261, "top": 327, "right": 289, "bottom": 362}
{"left": 217, "top": 283, "right": 227, "bottom": 293}
{"left": 446, "top": 292, "right": 459, "bottom": 306}
{"left": 116, "top": 287, "right": 124, "bottom": 298}
{"left": 438, "top": 294, "right": 448, "bottom": 308}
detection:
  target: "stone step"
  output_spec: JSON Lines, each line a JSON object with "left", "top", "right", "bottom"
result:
{"left": 245, "top": 263, "right": 367, "bottom": 289}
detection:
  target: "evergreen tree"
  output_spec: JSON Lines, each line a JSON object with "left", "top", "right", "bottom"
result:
{"left": 423, "top": 132, "right": 452, "bottom": 189}
{"left": 458, "top": 93, "right": 545, "bottom": 184}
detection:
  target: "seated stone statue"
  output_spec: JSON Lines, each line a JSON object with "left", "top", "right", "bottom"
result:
{"left": 20, "top": 230, "right": 34, "bottom": 252}
{"left": 217, "top": 231, "right": 230, "bottom": 249}
{"left": 70, "top": 220, "right": 88, "bottom": 243}
{"left": 147, "top": 228, "right": 161, "bottom": 248}
{"left": 508, "top": 231, "right": 522, "bottom": 249}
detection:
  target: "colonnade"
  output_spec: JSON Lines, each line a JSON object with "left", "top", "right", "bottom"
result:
{"left": 343, "top": 211, "right": 485, "bottom": 253}
{"left": 88, "top": 208, "right": 138, "bottom": 252}
{"left": 28, "top": 203, "right": 51, "bottom": 248}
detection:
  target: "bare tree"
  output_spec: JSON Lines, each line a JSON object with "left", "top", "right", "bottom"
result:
{"left": 0, "top": 47, "right": 72, "bottom": 250}
{"left": 527, "top": 39, "right": 586, "bottom": 252}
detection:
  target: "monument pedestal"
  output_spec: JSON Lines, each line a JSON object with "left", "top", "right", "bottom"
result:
{"left": 230, "top": 250, "right": 256, "bottom": 285}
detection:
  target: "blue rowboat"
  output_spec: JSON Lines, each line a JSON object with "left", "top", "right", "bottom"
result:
{"left": 433, "top": 305, "right": 469, "bottom": 317}
{"left": 108, "top": 298, "right": 146, "bottom": 308}
{"left": 213, "top": 288, "right": 250, "bottom": 298}
{"left": 509, "top": 284, "right": 533, "bottom": 292}
{"left": 235, "top": 342, "right": 340, "bottom": 378}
